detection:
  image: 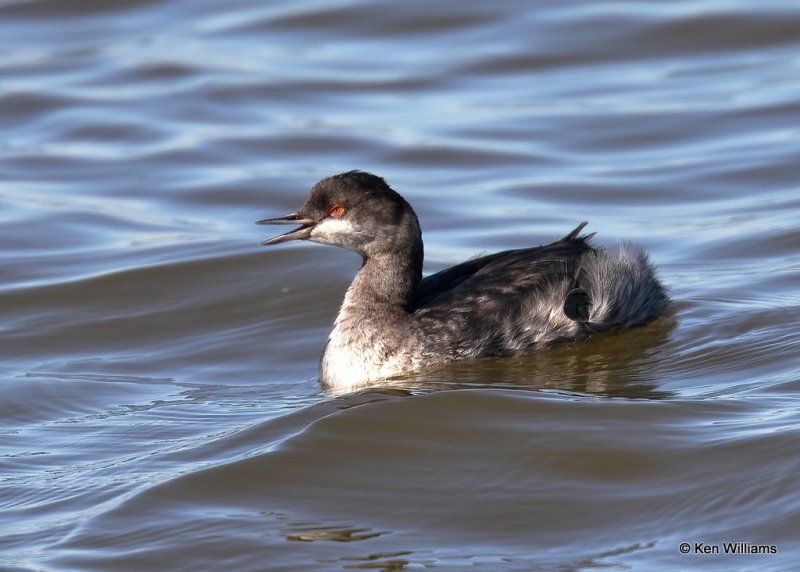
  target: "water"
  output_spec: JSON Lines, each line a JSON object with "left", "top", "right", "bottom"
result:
{"left": 2, "top": 0, "right": 799, "bottom": 570}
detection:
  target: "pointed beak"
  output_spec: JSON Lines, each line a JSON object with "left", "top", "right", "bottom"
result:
{"left": 256, "top": 213, "right": 317, "bottom": 245}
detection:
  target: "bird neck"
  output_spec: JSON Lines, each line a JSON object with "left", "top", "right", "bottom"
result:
{"left": 342, "top": 247, "right": 423, "bottom": 315}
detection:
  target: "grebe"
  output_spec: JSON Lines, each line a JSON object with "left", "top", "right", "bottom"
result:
{"left": 259, "top": 171, "right": 669, "bottom": 391}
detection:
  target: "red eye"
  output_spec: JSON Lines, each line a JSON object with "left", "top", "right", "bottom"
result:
{"left": 329, "top": 204, "right": 346, "bottom": 218}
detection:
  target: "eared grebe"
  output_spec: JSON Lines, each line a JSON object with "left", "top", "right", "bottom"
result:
{"left": 259, "top": 171, "right": 670, "bottom": 391}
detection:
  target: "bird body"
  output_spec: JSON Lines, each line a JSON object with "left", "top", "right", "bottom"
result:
{"left": 259, "top": 171, "right": 669, "bottom": 392}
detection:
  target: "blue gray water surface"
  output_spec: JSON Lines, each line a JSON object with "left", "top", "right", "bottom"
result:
{"left": 1, "top": 0, "right": 799, "bottom": 570}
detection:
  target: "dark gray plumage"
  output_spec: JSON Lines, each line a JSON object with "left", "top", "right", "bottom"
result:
{"left": 259, "top": 170, "right": 670, "bottom": 392}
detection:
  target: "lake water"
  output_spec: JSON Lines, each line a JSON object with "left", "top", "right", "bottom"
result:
{"left": 2, "top": 0, "right": 799, "bottom": 570}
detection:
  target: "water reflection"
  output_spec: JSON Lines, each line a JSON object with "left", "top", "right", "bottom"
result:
{"left": 335, "top": 552, "right": 411, "bottom": 571}
{"left": 283, "top": 523, "right": 386, "bottom": 543}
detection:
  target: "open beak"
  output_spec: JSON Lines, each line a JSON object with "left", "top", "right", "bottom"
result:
{"left": 256, "top": 213, "right": 317, "bottom": 245}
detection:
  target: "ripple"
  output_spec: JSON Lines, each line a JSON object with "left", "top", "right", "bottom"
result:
{"left": 40, "top": 390, "right": 800, "bottom": 570}
{"left": 2, "top": 0, "right": 800, "bottom": 570}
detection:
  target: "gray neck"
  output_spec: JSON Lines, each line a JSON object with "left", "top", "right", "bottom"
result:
{"left": 342, "top": 249, "right": 423, "bottom": 316}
